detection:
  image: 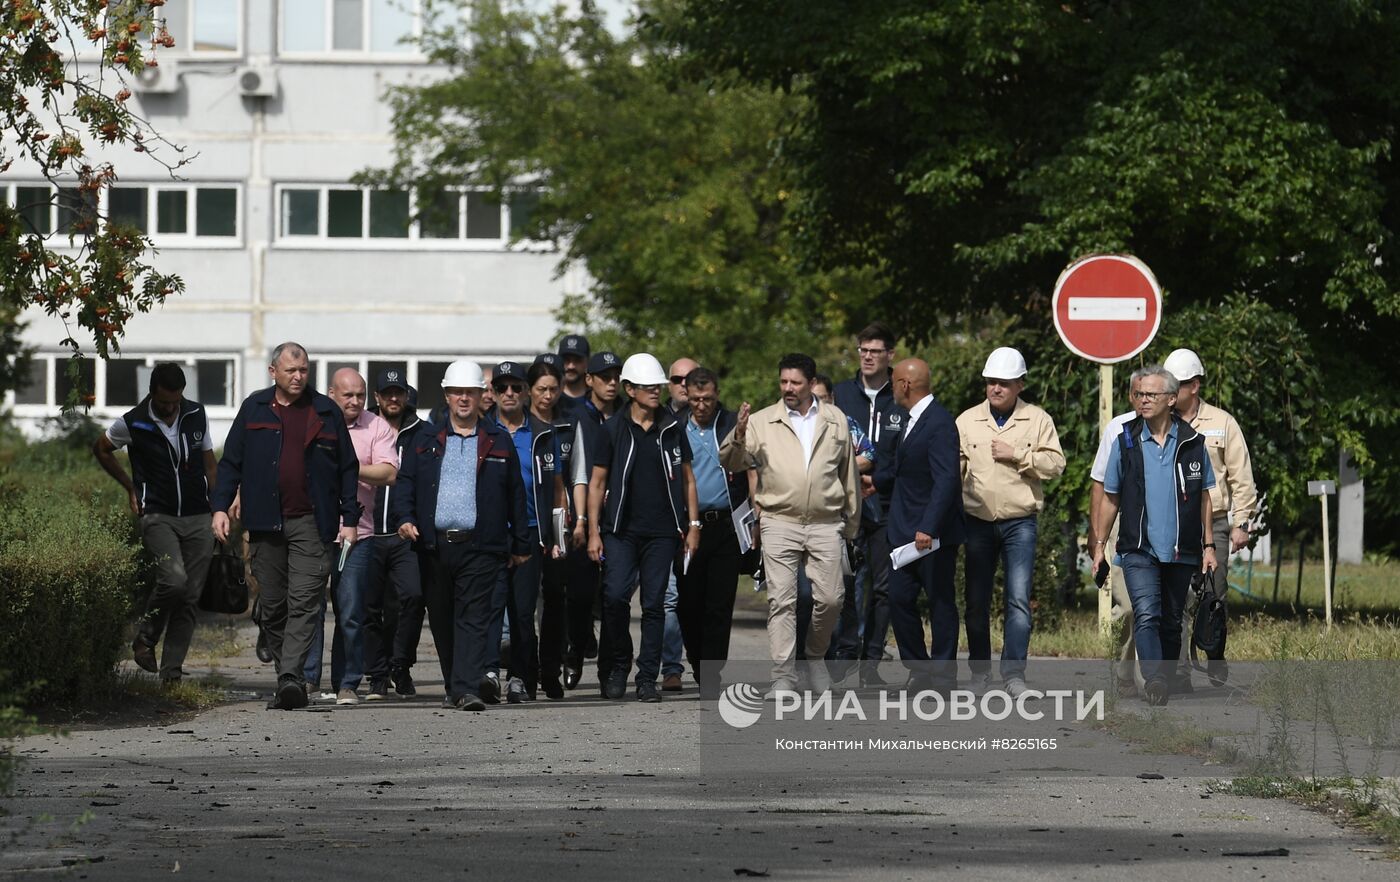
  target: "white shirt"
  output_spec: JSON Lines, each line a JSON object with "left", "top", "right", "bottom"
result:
{"left": 786, "top": 398, "right": 821, "bottom": 465}
{"left": 903, "top": 393, "right": 934, "bottom": 440}
{"left": 1090, "top": 410, "right": 1137, "bottom": 483}
{"left": 106, "top": 403, "right": 214, "bottom": 453}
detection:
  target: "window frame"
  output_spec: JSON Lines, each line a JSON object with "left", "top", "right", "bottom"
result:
{"left": 277, "top": 0, "right": 427, "bottom": 61}
{"left": 272, "top": 183, "right": 544, "bottom": 251}
{"left": 0, "top": 181, "right": 242, "bottom": 247}
{"left": 4, "top": 352, "right": 242, "bottom": 419}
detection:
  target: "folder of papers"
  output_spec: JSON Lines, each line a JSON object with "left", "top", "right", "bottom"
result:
{"left": 890, "top": 539, "right": 940, "bottom": 571}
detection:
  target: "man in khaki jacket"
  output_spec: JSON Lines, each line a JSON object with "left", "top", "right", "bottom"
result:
{"left": 1163, "top": 349, "right": 1258, "bottom": 599}
{"left": 720, "top": 353, "right": 861, "bottom": 692}
{"left": 956, "top": 347, "right": 1065, "bottom": 695}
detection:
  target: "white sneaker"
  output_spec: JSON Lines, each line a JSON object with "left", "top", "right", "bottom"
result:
{"left": 806, "top": 664, "right": 832, "bottom": 695}
{"left": 765, "top": 681, "right": 798, "bottom": 701}
{"left": 1005, "top": 678, "right": 1031, "bottom": 699}
{"left": 336, "top": 689, "right": 360, "bottom": 706}
{"left": 317, "top": 691, "right": 336, "bottom": 702}
{"left": 969, "top": 671, "right": 994, "bottom": 695}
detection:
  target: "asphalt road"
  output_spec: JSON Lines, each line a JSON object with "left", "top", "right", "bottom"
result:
{"left": 2, "top": 608, "right": 1393, "bottom": 879}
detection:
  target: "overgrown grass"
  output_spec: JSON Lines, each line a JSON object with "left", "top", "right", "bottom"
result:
{"left": 37, "top": 671, "right": 228, "bottom": 730}
{"left": 1099, "top": 708, "right": 1234, "bottom": 761}
{"left": 1211, "top": 775, "right": 1400, "bottom": 851}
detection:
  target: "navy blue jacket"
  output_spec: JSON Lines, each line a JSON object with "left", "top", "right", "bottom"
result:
{"left": 875, "top": 396, "right": 966, "bottom": 547}
{"left": 118, "top": 397, "right": 212, "bottom": 517}
{"left": 392, "top": 418, "right": 530, "bottom": 555}
{"left": 211, "top": 387, "right": 359, "bottom": 543}
{"left": 487, "top": 407, "right": 566, "bottom": 550}
{"left": 1112, "top": 415, "right": 1209, "bottom": 562}
{"left": 834, "top": 372, "right": 907, "bottom": 526}
{"left": 371, "top": 410, "right": 434, "bottom": 535}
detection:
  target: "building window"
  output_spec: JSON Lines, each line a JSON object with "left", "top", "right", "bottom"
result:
{"left": 14, "top": 360, "right": 47, "bottom": 406}
{"left": 280, "top": 0, "right": 419, "bottom": 55}
{"left": 1, "top": 183, "right": 239, "bottom": 243}
{"left": 6, "top": 354, "right": 239, "bottom": 412}
{"left": 105, "top": 358, "right": 146, "bottom": 407}
{"left": 157, "top": 0, "right": 241, "bottom": 55}
{"left": 275, "top": 185, "right": 518, "bottom": 247}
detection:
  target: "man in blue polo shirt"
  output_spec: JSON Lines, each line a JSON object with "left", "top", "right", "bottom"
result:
{"left": 1092, "top": 365, "right": 1217, "bottom": 706}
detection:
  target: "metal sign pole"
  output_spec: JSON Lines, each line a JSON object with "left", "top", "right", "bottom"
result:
{"left": 1307, "top": 480, "right": 1337, "bottom": 630}
{"left": 1099, "top": 363, "right": 1113, "bottom": 636}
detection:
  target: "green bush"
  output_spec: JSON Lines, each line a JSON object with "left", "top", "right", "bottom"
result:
{"left": 0, "top": 422, "right": 139, "bottom": 703}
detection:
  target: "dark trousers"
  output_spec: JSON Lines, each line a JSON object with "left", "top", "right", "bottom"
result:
{"left": 565, "top": 543, "right": 600, "bottom": 666}
{"left": 364, "top": 535, "right": 424, "bottom": 679}
{"left": 889, "top": 544, "right": 959, "bottom": 675}
{"left": 503, "top": 532, "right": 544, "bottom": 690}
{"left": 600, "top": 531, "right": 680, "bottom": 686}
{"left": 421, "top": 547, "right": 454, "bottom": 688}
{"left": 859, "top": 523, "right": 893, "bottom": 661}
{"left": 538, "top": 555, "right": 568, "bottom": 682}
{"left": 431, "top": 541, "right": 506, "bottom": 700}
{"left": 247, "top": 516, "right": 330, "bottom": 686}
{"left": 676, "top": 518, "right": 741, "bottom": 686}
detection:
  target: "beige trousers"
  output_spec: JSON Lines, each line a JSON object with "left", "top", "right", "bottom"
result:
{"left": 760, "top": 518, "right": 844, "bottom": 685}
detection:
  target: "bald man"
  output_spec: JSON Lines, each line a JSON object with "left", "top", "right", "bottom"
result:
{"left": 873, "top": 359, "right": 965, "bottom": 690}
{"left": 304, "top": 368, "right": 399, "bottom": 704}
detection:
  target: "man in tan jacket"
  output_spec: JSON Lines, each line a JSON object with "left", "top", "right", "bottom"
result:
{"left": 720, "top": 353, "right": 861, "bottom": 692}
{"left": 956, "top": 347, "right": 1065, "bottom": 695}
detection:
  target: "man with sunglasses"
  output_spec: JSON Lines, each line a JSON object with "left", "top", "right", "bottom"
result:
{"left": 587, "top": 353, "right": 701, "bottom": 702}
{"left": 955, "top": 347, "right": 1065, "bottom": 697}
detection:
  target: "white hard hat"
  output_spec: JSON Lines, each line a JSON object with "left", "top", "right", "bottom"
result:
{"left": 982, "top": 347, "right": 1027, "bottom": 380}
{"left": 1164, "top": 349, "right": 1205, "bottom": 382}
{"left": 441, "top": 359, "right": 485, "bottom": 390}
{"left": 619, "top": 353, "right": 668, "bottom": 386}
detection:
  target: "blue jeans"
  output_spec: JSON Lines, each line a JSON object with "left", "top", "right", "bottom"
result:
{"left": 963, "top": 515, "right": 1038, "bottom": 681}
{"left": 1119, "top": 551, "right": 1194, "bottom": 685}
{"left": 304, "top": 538, "right": 372, "bottom": 691}
{"left": 662, "top": 569, "right": 684, "bottom": 677}
{"left": 600, "top": 532, "right": 679, "bottom": 687}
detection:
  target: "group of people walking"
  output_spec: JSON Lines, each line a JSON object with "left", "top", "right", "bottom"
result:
{"left": 94, "top": 321, "right": 1256, "bottom": 711}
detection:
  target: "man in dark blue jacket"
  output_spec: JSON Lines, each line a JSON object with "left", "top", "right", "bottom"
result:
{"left": 833, "top": 321, "right": 907, "bottom": 685}
{"left": 211, "top": 342, "right": 360, "bottom": 711}
{"left": 393, "top": 360, "right": 531, "bottom": 711}
{"left": 875, "top": 358, "right": 965, "bottom": 691}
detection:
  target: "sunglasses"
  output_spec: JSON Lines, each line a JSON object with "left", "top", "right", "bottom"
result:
{"left": 493, "top": 382, "right": 526, "bottom": 394}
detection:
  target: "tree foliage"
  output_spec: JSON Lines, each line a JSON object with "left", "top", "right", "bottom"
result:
{"left": 365, "top": 0, "right": 878, "bottom": 406}
{"left": 670, "top": 0, "right": 1400, "bottom": 549}
{"left": 1, "top": 0, "right": 188, "bottom": 403}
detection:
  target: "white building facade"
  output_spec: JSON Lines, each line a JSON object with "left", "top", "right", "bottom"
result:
{"left": 6, "top": 0, "right": 602, "bottom": 442}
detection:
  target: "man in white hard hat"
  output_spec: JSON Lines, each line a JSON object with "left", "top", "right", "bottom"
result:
{"left": 720, "top": 353, "right": 862, "bottom": 695}
{"left": 955, "top": 347, "right": 1065, "bottom": 696}
{"left": 586, "top": 353, "right": 701, "bottom": 702}
{"left": 393, "top": 360, "right": 531, "bottom": 711}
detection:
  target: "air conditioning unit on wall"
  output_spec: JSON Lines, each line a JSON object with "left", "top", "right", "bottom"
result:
{"left": 237, "top": 66, "right": 278, "bottom": 99}
{"left": 133, "top": 59, "right": 182, "bottom": 94}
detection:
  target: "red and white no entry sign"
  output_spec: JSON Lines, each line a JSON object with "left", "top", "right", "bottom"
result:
{"left": 1051, "top": 254, "right": 1162, "bottom": 364}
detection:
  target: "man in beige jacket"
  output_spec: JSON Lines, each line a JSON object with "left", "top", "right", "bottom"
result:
{"left": 720, "top": 353, "right": 861, "bottom": 692}
{"left": 956, "top": 347, "right": 1065, "bottom": 695}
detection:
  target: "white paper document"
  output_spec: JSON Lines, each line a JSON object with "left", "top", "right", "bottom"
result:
{"left": 890, "top": 539, "right": 940, "bottom": 571}
{"left": 552, "top": 507, "right": 569, "bottom": 556}
{"left": 731, "top": 500, "right": 757, "bottom": 555}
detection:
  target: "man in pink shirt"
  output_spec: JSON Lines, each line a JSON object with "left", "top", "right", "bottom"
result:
{"left": 304, "top": 368, "right": 399, "bottom": 705}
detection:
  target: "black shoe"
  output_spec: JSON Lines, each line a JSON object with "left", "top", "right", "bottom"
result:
{"left": 441, "top": 694, "right": 457, "bottom": 709}
{"left": 391, "top": 666, "right": 416, "bottom": 698}
{"left": 636, "top": 681, "right": 661, "bottom": 703}
{"left": 601, "top": 672, "right": 627, "bottom": 701}
{"left": 584, "top": 633, "right": 598, "bottom": 660}
{"left": 365, "top": 679, "right": 390, "bottom": 701}
{"left": 541, "top": 675, "right": 564, "bottom": 700}
{"left": 255, "top": 626, "right": 274, "bottom": 664}
{"left": 564, "top": 664, "right": 582, "bottom": 690}
{"left": 1144, "top": 678, "right": 1169, "bottom": 707}
{"left": 132, "top": 637, "right": 158, "bottom": 674}
{"left": 456, "top": 694, "right": 487, "bottom": 712}
{"left": 479, "top": 673, "right": 501, "bottom": 705}
{"left": 506, "top": 677, "right": 527, "bottom": 704}
{"left": 859, "top": 663, "right": 887, "bottom": 688}
{"left": 275, "top": 679, "right": 309, "bottom": 711}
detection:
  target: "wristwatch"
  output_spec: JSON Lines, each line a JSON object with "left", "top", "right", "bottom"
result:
{"left": 1203, "top": 543, "right": 1217, "bottom": 550}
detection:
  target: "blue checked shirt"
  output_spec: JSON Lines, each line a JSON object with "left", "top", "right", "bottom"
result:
{"left": 434, "top": 430, "right": 479, "bottom": 532}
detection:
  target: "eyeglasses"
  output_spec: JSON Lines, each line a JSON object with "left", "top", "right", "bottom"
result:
{"left": 857, "top": 347, "right": 890, "bottom": 357}
{"left": 631, "top": 384, "right": 663, "bottom": 394}
{"left": 493, "top": 382, "right": 526, "bottom": 395}
{"left": 1131, "top": 390, "right": 1171, "bottom": 401}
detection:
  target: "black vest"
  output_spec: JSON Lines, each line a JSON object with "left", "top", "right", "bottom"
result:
{"left": 1114, "top": 415, "right": 1208, "bottom": 562}
{"left": 121, "top": 398, "right": 212, "bottom": 517}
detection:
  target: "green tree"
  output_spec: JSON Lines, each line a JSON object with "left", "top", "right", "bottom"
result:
{"left": 1, "top": 0, "right": 188, "bottom": 404}
{"left": 364, "top": 0, "right": 878, "bottom": 406}
{"left": 670, "top": 0, "right": 1400, "bottom": 550}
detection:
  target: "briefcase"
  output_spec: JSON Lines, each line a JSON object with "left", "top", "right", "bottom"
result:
{"left": 1191, "top": 571, "right": 1227, "bottom": 660}
{"left": 199, "top": 548, "right": 250, "bottom": 615}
